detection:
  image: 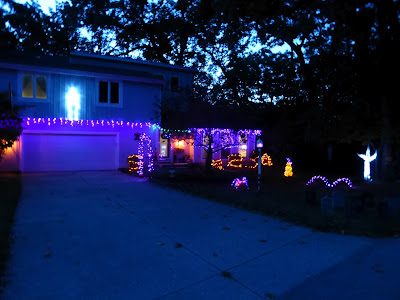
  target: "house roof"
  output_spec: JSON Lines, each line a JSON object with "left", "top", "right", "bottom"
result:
{"left": 70, "top": 52, "right": 197, "bottom": 73}
{"left": 0, "top": 51, "right": 193, "bottom": 83}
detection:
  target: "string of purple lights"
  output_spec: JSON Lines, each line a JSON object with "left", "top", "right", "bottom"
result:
{"left": 24, "top": 117, "right": 157, "bottom": 129}
{"left": 137, "top": 133, "right": 154, "bottom": 176}
{"left": 22, "top": 118, "right": 263, "bottom": 137}
{"left": 306, "top": 175, "right": 353, "bottom": 188}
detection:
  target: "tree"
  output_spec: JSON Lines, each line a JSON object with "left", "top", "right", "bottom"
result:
{"left": 1, "top": 0, "right": 83, "bottom": 55}
{"left": 191, "top": 128, "right": 242, "bottom": 172}
{"left": 4, "top": 0, "right": 400, "bottom": 178}
{"left": 0, "top": 88, "right": 23, "bottom": 161}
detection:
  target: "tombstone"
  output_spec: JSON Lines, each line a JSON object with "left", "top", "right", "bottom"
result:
{"left": 344, "top": 193, "right": 363, "bottom": 218}
{"left": 333, "top": 191, "right": 345, "bottom": 207}
{"left": 320, "top": 195, "right": 334, "bottom": 215}
{"left": 344, "top": 195, "right": 354, "bottom": 217}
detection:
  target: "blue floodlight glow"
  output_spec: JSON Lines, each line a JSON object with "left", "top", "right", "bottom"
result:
{"left": 66, "top": 87, "right": 81, "bottom": 121}
{"left": 357, "top": 145, "right": 377, "bottom": 181}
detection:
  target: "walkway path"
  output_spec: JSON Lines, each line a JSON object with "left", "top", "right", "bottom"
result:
{"left": 1, "top": 171, "right": 399, "bottom": 299}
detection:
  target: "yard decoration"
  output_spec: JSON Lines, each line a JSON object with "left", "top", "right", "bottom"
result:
{"left": 284, "top": 158, "right": 293, "bottom": 177}
{"left": 137, "top": 133, "right": 154, "bottom": 176}
{"left": 0, "top": 111, "right": 23, "bottom": 160}
{"left": 246, "top": 153, "right": 273, "bottom": 169}
{"left": 127, "top": 154, "right": 139, "bottom": 172}
{"left": 261, "top": 153, "right": 273, "bottom": 166}
{"left": 246, "top": 156, "right": 258, "bottom": 169}
{"left": 212, "top": 159, "right": 224, "bottom": 170}
{"left": 231, "top": 177, "right": 249, "bottom": 190}
{"left": 306, "top": 175, "right": 353, "bottom": 188}
{"left": 357, "top": 145, "right": 377, "bottom": 181}
{"left": 227, "top": 153, "right": 243, "bottom": 168}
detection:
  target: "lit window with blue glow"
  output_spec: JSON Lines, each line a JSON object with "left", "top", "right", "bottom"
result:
{"left": 66, "top": 87, "right": 81, "bottom": 121}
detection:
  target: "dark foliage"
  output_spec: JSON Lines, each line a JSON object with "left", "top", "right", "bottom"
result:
{"left": 0, "top": 89, "right": 22, "bottom": 161}
{"left": 1, "top": 0, "right": 400, "bottom": 179}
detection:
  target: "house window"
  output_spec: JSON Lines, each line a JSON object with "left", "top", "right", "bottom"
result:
{"left": 171, "top": 77, "right": 179, "bottom": 92}
{"left": 239, "top": 134, "right": 247, "bottom": 158}
{"left": 99, "top": 81, "right": 120, "bottom": 104}
{"left": 99, "top": 81, "right": 108, "bottom": 103}
{"left": 160, "top": 133, "right": 170, "bottom": 158}
{"left": 22, "top": 73, "right": 47, "bottom": 99}
{"left": 36, "top": 75, "right": 47, "bottom": 99}
{"left": 22, "top": 74, "right": 33, "bottom": 98}
{"left": 110, "top": 82, "right": 119, "bottom": 103}
{"left": 202, "top": 134, "right": 209, "bottom": 159}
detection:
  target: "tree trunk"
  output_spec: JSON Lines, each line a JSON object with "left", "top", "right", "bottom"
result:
{"left": 205, "top": 137, "right": 213, "bottom": 173}
{"left": 377, "top": 0, "right": 396, "bottom": 181}
{"left": 380, "top": 95, "right": 393, "bottom": 181}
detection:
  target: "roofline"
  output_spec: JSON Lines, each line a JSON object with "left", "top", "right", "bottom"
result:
{"left": 0, "top": 62, "right": 165, "bottom": 86}
{"left": 70, "top": 52, "right": 197, "bottom": 73}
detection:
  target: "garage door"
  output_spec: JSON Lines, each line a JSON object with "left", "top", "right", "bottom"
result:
{"left": 22, "top": 132, "right": 118, "bottom": 172}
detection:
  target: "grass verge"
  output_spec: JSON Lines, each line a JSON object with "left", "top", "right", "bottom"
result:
{"left": 0, "top": 173, "right": 21, "bottom": 290}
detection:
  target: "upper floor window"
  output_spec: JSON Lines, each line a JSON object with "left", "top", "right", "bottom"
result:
{"left": 171, "top": 77, "right": 179, "bottom": 92}
{"left": 22, "top": 73, "right": 47, "bottom": 99}
{"left": 99, "top": 81, "right": 120, "bottom": 104}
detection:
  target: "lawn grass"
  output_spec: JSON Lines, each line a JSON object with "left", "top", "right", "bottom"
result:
{"left": 149, "top": 164, "right": 400, "bottom": 238}
{"left": 0, "top": 173, "right": 21, "bottom": 289}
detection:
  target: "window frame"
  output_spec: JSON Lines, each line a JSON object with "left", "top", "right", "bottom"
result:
{"left": 202, "top": 134, "right": 209, "bottom": 159}
{"left": 238, "top": 134, "right": 248, "bottom": 158}
{"left": 96, "top": 79, "right": 123, "bottom": 108}
{"left": 159, "top": 132, "right": 170, "bottom": 159}
{"left": 19, "top": 72, "right": 49, "bottom": 102}
{"left": 171, "top": 76, "right": 179, "bottom": 92}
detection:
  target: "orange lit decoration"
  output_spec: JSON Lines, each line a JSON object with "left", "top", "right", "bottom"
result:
{"left": 1, "top": 139, "right": 13, "bottom": 147}
{"left": 174, "top": 139, "right": 186, "bottom": 149}
{"left": 261, "top": 153, "right": 273, "bottom": 166}
{"left": 212, "top": 159, "right": 224, "bottom": 170}
{"left": 284, "top": 158, "right": 293, "bottom": 177}
{"left": 0, "top": 113, "right": 23, "bottom": 155}
{"left": 227, "top": 153, "right": 243, "bottom": 168}
{"left": 246, "top": 157, "right": 258, "bottom": 169}
{"left": 127, "top": 154, "right": 139, "bottom": 172}
{"left": 246, "top": 153, "right": 273, "bottom": 169}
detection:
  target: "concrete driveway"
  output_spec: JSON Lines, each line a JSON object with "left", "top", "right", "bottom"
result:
{"left": 1, "top": 171, "right": 399, "bottom": 300}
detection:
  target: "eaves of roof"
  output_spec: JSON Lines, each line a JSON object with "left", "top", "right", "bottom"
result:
{"left": 0, "top": 52, "right": 165, "bottom": 85}
{"left": 70, "top": 52, "right": 197, "bottom": 73}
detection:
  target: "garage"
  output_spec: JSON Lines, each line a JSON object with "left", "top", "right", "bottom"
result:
{"left": 22, "top": 132, "right": 118, "bottom": 172}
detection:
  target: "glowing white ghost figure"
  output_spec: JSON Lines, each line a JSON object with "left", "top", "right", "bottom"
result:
{"left": 357, "top": 145, "right": 377, "bottom": 181}
{"left": 66, "top": 87, "right": 80, "bottom": 121}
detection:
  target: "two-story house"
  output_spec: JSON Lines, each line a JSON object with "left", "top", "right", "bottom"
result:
{"left": 0, "top": 51, "right": 261, "bottom": 173}
{"left": 0, "top": 51, "right": 195, "bottom": 172}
